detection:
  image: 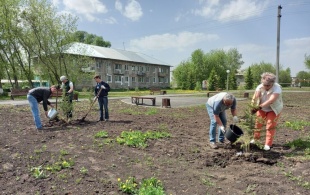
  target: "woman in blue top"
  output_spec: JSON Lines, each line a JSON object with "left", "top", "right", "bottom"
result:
{"left": 206, "top": 93, "right": 239, "bottom": 149}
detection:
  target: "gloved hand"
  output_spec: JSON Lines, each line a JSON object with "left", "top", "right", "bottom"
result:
{"left": 101, "top": 85, "right": 106, "bottom": 89}
{"left": 219, "top": 126, "right": 225, "bottom": 134}
{"left": 233, "top": 116, "right": 239, "bottom": 123}
{"left": 251, "top": 106, "right": 262, "bottom": 115}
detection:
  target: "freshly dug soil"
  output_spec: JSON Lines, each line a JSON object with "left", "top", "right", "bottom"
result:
{"left": 0, "top": 92, "right": 309, "bottom": 194}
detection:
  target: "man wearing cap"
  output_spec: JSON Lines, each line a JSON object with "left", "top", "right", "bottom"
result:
{"left": 60, "top": 75, "right": 74, "bottom": 119}
{"left": 206, "top": 92, "right": 239, "bottom": 149}
{"left": 27, "top": 85, "right": 57, "bottom": 130}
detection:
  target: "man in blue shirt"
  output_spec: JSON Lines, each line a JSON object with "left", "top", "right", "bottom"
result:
{"left": 94, "top": 75, "right": 110, "bottom": 122}
{"left": 206, "top": 93, "right": 239, "bottom": 149}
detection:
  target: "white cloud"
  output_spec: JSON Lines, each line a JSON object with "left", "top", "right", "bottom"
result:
{"left": 115, "top": 0, "right": 143, "bottom": 21}
{"left": 284, "top": 37, "right": 310, "bottom": 49}
{"left": 193, "top": 0, "right": 269, "bottom": 22}
{"left": 104, "top": 17, "right": 118, "bottom": 24}
{"left": 115, "top": 0, "right": 122, "bottom": 12}
{"left": 63, "top": 0, "right": 108, "bottom": 22}
{"left": 129, "top": 31, "right": 219, "bottom": 51}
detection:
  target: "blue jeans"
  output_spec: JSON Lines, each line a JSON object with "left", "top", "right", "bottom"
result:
{"left": 27, "top": 94, "right": 42, "bottom": 129}
{"left": 206, "top": 103, "right": 227, "bottom": 143}
{"left": 98, "top": 96, "right": 109, "bottom": 120}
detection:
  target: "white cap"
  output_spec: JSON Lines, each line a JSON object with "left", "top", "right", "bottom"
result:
{"left": 60, "top": 76, "right": 67, "bottom": 82}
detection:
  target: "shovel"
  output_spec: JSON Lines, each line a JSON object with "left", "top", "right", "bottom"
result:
{"left": 79, "top": 87, "right": 103, "bottom": 122}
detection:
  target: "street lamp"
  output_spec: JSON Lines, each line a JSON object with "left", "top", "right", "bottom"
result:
{"left": 226, "top": 70, "right": 230, "bottom": 91}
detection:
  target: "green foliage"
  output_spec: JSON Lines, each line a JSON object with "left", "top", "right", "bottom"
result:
{"left": 296, "top": 71, "right": 310, "bottom": 87}
{"left": 244, "top": 67, "right": 254, "bottom": 90}
{"left": 60, "top": 91, "right": 73, "bottom": 121}
{"left": 172, "top": 48, "right": 243, "bottom": 90}
{"left": 118, "top": 176, "right": 138, "bottom": 194}
{"left": 116, "top": 130, "right": 170, "bottom": 148}
{"left": 138, "top": 177, "right": 165, "bottom": 195}
{"left": 195, "top": 81, "right": 202, "bottom": 91}
{"left": 207, "top": 68, "right": 218, "bottom": 91}
{"left": 229, "top": 70, "right": 238, "bottom": 90}
{"left": 79, "top": 167, "right": 88, "bottom": 175}
{"left": 94, "top": 131, "right": 109, "bottom": 138}
{"left": 30, "top": 166, "right": 47, "bottom": 179}
{"left": 118, "top": 176, "right": 165, "bottom": 195}
{"left": 73, "top": 31, "right": 111, "bottom": 47}
{"left": 279, "top": 68, "right": 292, "bottom": 87}
{"left": 284, "top": 120, "right": 310, "bottom": 131}
{"left": 284, "top": 136, "right": 310, "bottom": 150}
{"left": 248, "top": 62, "right": 276, "bottom": 85}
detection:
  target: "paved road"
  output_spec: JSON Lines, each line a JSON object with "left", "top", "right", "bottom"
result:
{"left": 0, "top": 94, "right": 248, "bottom": 108}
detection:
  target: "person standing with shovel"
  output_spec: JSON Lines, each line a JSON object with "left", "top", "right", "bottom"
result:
{"left": 94, "top": 75, "right": 110, "bottom": 122}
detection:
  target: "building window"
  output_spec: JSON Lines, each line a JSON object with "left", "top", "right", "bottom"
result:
{"left": 125, "top": 76, "right": 129, "bottom": 83}
{"left": 138, "top": 66, "right": 144, "bottom": 71}
{"left": 115, "top": 75, "right": 121, "bottom": 83}
{"left": 107, "top": 64, "right": 111, "bottom": 72}
{"left": 107, "top": 75, "right": 112, "bottom": 82}
{"left": 96, "top": 61, "right": 101, "bottom": 69}
{"left": 132, "top": 66, "right": 136, "bottom": 71}
{"left": 159, "top": 77, "right": 164, "bottom": 83}
{"left": 138, "top": 77, "right": 144, "bottom": 82}
{"left": 146, "top": 77, "right": 150, "bottom": 83}
{"left": 146, "top": 66, "right": 149, "bottom": 72}
{"left": 125, "top": 65, "right": 129, "bottom": 70}
{"left": 115, "top": 64, "right": 122, "bottom": 70}
{"left": 131, "top": 77, "right": 136, "bottom": 82}
{"left": 153, "top": 77, "right": 156, "bottom": 83}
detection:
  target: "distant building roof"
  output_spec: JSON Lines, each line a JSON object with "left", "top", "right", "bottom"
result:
{"left": 64, "top": 42, "right": 170, "bottom": 66}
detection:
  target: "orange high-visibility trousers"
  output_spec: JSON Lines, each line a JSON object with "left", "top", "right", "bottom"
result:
{"left": 254, "top": 110, "right": 281, "bottom": 146}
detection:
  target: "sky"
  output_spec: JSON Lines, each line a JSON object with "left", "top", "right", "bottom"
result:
{"left": 51, "top": 0, "right": 310, "bottom": 77}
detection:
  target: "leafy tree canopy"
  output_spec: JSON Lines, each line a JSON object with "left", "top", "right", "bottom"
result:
{"left": 73, "top": 31, "right": 111, "bottom": 47}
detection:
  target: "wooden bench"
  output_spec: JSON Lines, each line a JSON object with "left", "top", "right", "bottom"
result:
{"left": 51, "top": 89, "right": 63, "bottom": 97}
{"left": 10, "top": 88, "right": 64, "bottom": 100}
{"left": 131, "top": 96, "right": 156, "bottom": 106}
{"left": 149, "top": 87, "right": 166, "bottom": 95}
{"left": 10, "top": 88, "right": 31, "bottom": 100}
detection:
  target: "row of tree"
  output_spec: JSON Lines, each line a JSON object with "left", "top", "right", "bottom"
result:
{"left": 0, "top": 0, "right": 110, "bottom": 89}
{"left": 172, "top": 48, "right": 310, "bottom": 90}
{"left": 172, "top": 48, "right": 243, "bottom": 90}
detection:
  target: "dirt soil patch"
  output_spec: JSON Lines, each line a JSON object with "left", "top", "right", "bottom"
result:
{"left": 0, "top": 92, "right": 310, "bottom": 194}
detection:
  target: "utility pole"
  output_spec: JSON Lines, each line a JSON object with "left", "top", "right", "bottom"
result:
{"left": 276, "top": 5, "right": 282, "bottom": 83}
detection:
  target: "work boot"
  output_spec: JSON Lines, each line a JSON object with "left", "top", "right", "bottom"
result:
{"left": 209, "top": 142, "right": 218, "bottom": 149}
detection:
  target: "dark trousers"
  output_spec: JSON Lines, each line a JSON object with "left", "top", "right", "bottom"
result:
{"left": 98, "top": 96, "right": 109, "bottom": 120}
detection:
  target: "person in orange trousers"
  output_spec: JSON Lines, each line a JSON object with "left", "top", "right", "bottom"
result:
{"left": 251, "top": 72, "right": 283, "bottom": 151}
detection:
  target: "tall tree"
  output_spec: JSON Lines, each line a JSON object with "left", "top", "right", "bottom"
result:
{"left": 244, "top": 67, "right": 254, "bottom": 90}
{"left": 279, "top": 68, "right": 291, "bottom": 87}
{"left": 249, "top": 62, "right": 276, "bottom": 85}
{"left": 207, "top": 68, "right": 218, "bottom": 91}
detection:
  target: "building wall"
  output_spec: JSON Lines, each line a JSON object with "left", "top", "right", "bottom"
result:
{"left": 76, "top": 58, "right": 170, "bottom": 89}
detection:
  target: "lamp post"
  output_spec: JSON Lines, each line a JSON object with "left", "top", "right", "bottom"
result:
{"left": 226, "top": 70, "right": 230, "bottom": 91}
